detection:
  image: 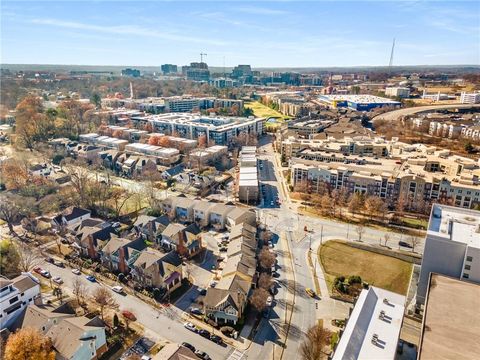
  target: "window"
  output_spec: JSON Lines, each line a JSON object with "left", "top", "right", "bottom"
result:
{"left": 9, "top": 296, "right": 18, "bottom": 304}
{"left": 465, "top": 265, "right": 471, "bottom": 271}
{"left": 463, "top": 273, "right": 469, "bottom": 279}
{"left": 466, "top": 256, "right": 473, "bottom": 262}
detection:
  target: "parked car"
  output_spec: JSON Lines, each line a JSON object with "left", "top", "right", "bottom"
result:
{"left": 194, "top": 350, "right": 211, "bottom": 360}
{"left": 190, "top": 307, "right": 203, "bottom": 316}
{"left": 54, "top": 261, "right": 64, "bottom": 267}
{"left": 33, "top": 267, "right": 43, "bottom": 274}
{"left": 398, "top": 241, "right": 413, "bottom": 248}
{"left": 306, "top": 288, "right": 316, "bottom": 298}
{"left": 210, "top": 281, "right": 217, "bottom": 288}
{"left": 41, "top": 270, "right": 51, "bottom": 278}
{"left": 52, "top": 276, "right": 63, "bottom": 284}
{"left": 111, "top": 286, "right": 124, "bottom": 294}
{"left": 181, "top": 342, "right": 196, "bottom": 352}
{"left": 198, "top": 329, "right": 210, "bottom": 338}
{"left": 199, "top": 288, "right": 207, "bottom": 296}
{"left": 121, "top": 310, "right": 136, "bottom": 321}
{"left": 86, "top": 275, "right": 96, "bottom": 282}
{"left": 184, "top": 322, "right": 197, "bottom": 332}
{"left": 210, "top": 334, "right": 223, "bottom": 344}
{"left": 266, "top": 296, "right": 273, "bottom": 307}
{"left": 46, "top": 257, "right": 55, "bottom": 264}
{"left": 72, "top": 269, "right": 81, "bottom": 275}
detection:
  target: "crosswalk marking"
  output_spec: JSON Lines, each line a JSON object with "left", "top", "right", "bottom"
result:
{"left": 228, "top": 349, "right": 247, "bottom": 360}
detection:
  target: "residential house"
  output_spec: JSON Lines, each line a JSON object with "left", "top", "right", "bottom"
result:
{"left": 12, "top": 303, "right": 107, "bottom": 360}
{"left": 131, "top": 249, "right": 183, "bottom": 292}
{"left": 98, "top": 150, "right": 121, "bottom": 169}
{"left": 52, "top": 207, "right": 91, "bottom": 228}
{"left": 121, "top": 155, "right": 140, "bottom": 176}
{"left": 71, "top": 219, "right": 114, "bottom": 259}
{"left": 100, "top": 236, "right": 146, "bottom": 274}
{"left": 1, "top": 273, "right": 41, "bottom": 329}
{"left": 161, "top": 223, "right": 202, "bottom": 257}
{"left": 209, "top": 203, "right": 233, "bottom": 229}
{"left": 204, "top": 287, "right": 248, "bottom": 326}
{"left": 226, "top": 208, "right": 257, "bottom": 229}
{"left": 173, "top": 197, "right": 196, "bottom": 222}
{"left": 152, "top": 343, "right": 197, "bottom": 360}
{"left": 133, "top": 215, "right": 169, "bottom": 242}
{"left": 29, "top": 163, "right": 52, "bottom": 177}
{"left": 192, "top": 201, "right": 214, "bottom": 227}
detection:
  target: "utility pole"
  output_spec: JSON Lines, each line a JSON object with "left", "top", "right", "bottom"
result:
{"left": 200, "top": 52, "right": 207, "bottom": 63}
{"left": 320, "top": 225, "right": 323, "bottom": 246}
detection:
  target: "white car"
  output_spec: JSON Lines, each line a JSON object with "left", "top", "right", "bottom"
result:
{"left": 266, "top": 296, "right": 273, "bottom": 307}
{"left": 72, "top": 269, "right": 81, "bottom": 275}
{"left": 52, "top": 276, "right": 63, "bottom": 284}
{"left": 184, "top": 322, "right": 197, "bottom": 332}
{"left": 111, "top": 286, "right": 124, "bottom": 294}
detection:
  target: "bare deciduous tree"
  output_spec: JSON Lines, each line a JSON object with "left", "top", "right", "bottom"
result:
{"left": 258, "top": 273, "right": 273, "bottom": 290}
{"left": 91, "top": 286, "right": 119, "bottom": 321}
{"left": 383, "top": 233, "right": 391, "bottom": 247}
{"left": 72, "top": 277, "right": 88, "bottom": 311}
{"left": 16, "top": 243, "right": 42, "bottom": 273}
{"left": 300, "top": 324, "right": 333, "bottom": 360}
{"left": 249, "top": 288, "right": 269, "bottom": 312}
{"left": 355, "top": 224, "right": 365, "bottom": 242}
{"left": 259, "top": 248, "right": 276, "bottom": 269}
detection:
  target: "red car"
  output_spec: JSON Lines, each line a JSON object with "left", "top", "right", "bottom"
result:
{"left": 33, "top": 267, "right": 43, "bottom": 274}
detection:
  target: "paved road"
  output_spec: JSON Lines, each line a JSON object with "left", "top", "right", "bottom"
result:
{"left": 372, "top": 103, "right": 480, "bottom": 122}
{"left": 39, "top": 261, "right": 232, "bottom": 360}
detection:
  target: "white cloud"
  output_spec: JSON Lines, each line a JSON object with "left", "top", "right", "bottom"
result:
{"left": 30, "top": 18, "right": 228, "bottom": 46}
{"left": 234, "top": 6, "right": 288, "bottom": 16}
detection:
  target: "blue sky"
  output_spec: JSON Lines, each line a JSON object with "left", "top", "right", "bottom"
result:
{"left": 1, "top": 1, "right": 479, "bottom": 67}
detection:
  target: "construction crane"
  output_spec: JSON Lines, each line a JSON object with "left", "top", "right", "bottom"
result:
{"left": 388, "top": 38, "right": 395, "bottom": 72}
{"left": 200, "top": 52, "right": 207, "bottom": 63}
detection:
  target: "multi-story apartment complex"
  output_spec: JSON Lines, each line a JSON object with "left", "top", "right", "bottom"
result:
{"left": 288, "top": 138, "right": 480, "bottom": 209}
{"left": 416, "top": 204, "right": 480, "bottom": 305}
{"left": 103, "top": 96, "right": 243, "bottom": 114}
{"left": 428, "top": 121, "right": 463, "bottom": 139}
{"left": 132, "top": 113, "right": 265, "bottom": 146}
{"left": 161, "top": 64, "right": 178, "bottom": 75}
{"left": 182, "top": 62, "right": 210, "bottom": 82}
{"left": 1, "top": 273, "right": 41, "bottom": 329}
{"left": 238, "top": 146, "right": 258, "bottom": 204}
{"left": 385, "top": 87, "right": 410, "bottom": 98}
{"left": 460, "top": 92, "right": 480, "bottom": 104}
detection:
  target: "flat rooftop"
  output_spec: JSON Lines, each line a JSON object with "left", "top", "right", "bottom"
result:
{"left": 428, "top": 204, "right": 480, "bottom": 248}
{"left": 319, "top": 94, "right": 401, "bottom": 105}
{"left": 418, "top": 274, "right": 480, "bottom": 360}
{"left": 332, "top": 286, "right": 405, "bottom": 360}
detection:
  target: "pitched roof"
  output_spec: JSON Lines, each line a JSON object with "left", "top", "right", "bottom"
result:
{"left": 204, "top": 288, "right": 243, "bottom": 311}
{"left": 193, "top": 201, "right": 214, "bottom": 212}
{"left": 101, "top": 237, "right": 132, "bottom": 256}
{"left": 0, "top": 278, "right": 13, "bottom": 289}
{"left": 46, "top": 316, "right": 104, "bottom": 359}
{"left": 133, "top": 249, "right": 163, "bottom": 269}
{"left": 134, "top": 214, "right": 157, "bottom": 228}
{"left": 152, "top": 343, "right": 197, "bottom": 360}
{"left": 210, "top": 203, "right": 233, "bottom": 216}
{"left": 64, "top": 207, "right": 90, "bottom": 222}
{"left": 162, "top": 223, "right": 185, "bottom": 239}
{"left": 184, "top": 223, "right": 201, "bottom": 236}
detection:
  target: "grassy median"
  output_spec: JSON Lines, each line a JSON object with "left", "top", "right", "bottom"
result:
{"left": 319, "top": 240, "right": 412, "bottom": 295}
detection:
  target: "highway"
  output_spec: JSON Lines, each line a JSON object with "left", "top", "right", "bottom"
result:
{"left": 372, "top": 103, "right": 480, "bottom": 122}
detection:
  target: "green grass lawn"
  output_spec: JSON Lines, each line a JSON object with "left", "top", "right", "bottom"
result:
{"left": 319, "top": 240, "right": 412, "bottom": 295}
{"left": 399, "top": 216, "right": 428, "bottom": 230}
{"left": 244, "top": 101, "right": 291, "bottom": 121}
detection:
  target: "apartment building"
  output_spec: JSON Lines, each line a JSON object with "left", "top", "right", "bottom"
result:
{"left": 125, "top": 143, "right": 180, "bottom": 166}
{"left": 461, "top": 126, "right": 480, "bottom": 142}
{"left": 460, "top": 92, "right": 480, "bottom": 104}
{"left": 385, "top": 87, "right": 410, "bottom": 98}
{"left": 135, "top": 113, "right": 264, "bottom": 146}
{"left": 416, "top": 204, "right": 480, "bottom": 305}
{"left": 428, "top": 121, "right": 463, "bottom": 139}
{"left": 238, "top": 146, "right": 258, "bottom": 204}
{"left": 280, "top": 136, "right": 389, "bottom": 159}
{"left": 1, "top": 273, "right": 41, "bottom": 329}
{"left": 332, "top": 287, "right": 406, "bottom": 360}
{"left": 291, "top": 151, "right": 480, "bottom": 209}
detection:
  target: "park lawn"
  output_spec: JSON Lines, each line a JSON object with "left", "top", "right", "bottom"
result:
{"left": 319, "top": 240, "right": 412, "bottom": 295}
{"left": 400, "top": 216, "right": 428, "bottom": 230}
{"left": 244, "top": 101, "right": 291, "bottom": 121}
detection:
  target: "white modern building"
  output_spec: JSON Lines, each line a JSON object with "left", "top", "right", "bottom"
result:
{"left": 385, "top": 87, "right": 410, "bottom": 98}
{"left": 332, "top": 286, "right": 406, "bottom": 360}
{"left": 238, "top": 146, "right": 258, "bottom": 204}
{"left": 417, "top": 204, "right": 480, "bottom": 305}
{"left": 460, "top": 92, "right": 480, "bottom": 104}
{"left": 1, "top": 273, "right": 41, "bottom": 329}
